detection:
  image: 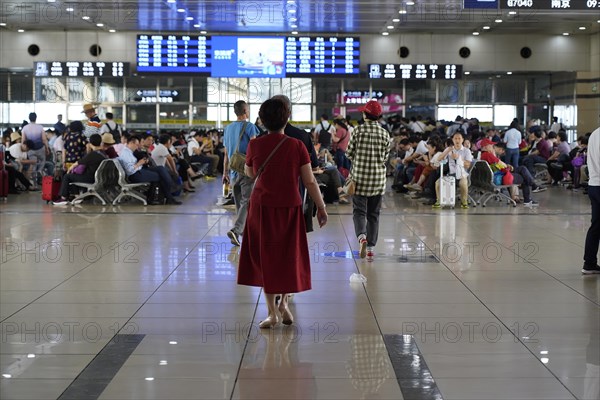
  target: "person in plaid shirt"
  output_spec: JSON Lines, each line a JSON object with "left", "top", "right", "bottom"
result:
{"left": 346, "top": 100, "right": 390, "bottom": 261}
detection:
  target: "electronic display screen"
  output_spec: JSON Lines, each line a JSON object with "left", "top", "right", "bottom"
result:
{"left": 136, "top": 34, "right": 360, "bottom": 77}
{"left": 368, "top": 64, "right": 462, "bottom": 80}
{"left": 285, "top": 36, "right": 360, "bottom": 76}
{"left": 211, "top": 36, "right": 285, "bottom": 78}
{"left": 34, "top": 61, "right": 129, "bottom": 77}
{"left": 136, "top": 34, "right": 211, "bottom": 74}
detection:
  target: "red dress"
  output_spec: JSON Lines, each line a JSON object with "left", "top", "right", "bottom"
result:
{"left": 237, "top": 133, "right": 312, "bottom": 294}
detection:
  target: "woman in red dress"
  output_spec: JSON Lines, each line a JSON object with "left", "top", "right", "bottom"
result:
{"left": 238, "top": 98, "right": 328, "bottom": 328}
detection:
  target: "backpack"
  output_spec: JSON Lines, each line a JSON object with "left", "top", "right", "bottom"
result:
{"left": 318, "top": 121, "right": 332, "bottom": 149}
{"left": 105, "top": 121, "right": 120, "bottom": 143}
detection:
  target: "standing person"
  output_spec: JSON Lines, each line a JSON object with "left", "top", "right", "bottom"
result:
{"left": 54, "top": 114, "right": 66, "bottom": 136}
{"left": 100, "top": 112, "right": 121, "bottom": 143}
{"left": 237, "top": 98, "right": 328, "bottom": 328}
{"left": 21, "top": 112, "right": 48, "bottom": 182}
{"left": 346, "top": 100, "right": 389, "bottom": 261}
{"left": 82, "top": 104, "right": 102, "bottom": 139}
{"left": 503, "top": 120, "right": 522, "bottom": 168}
{"left": 583, "top": 127, "right": 600, "bottom": 274}
{"left": 222, "top": 100, "right": 260, "bottom": 246}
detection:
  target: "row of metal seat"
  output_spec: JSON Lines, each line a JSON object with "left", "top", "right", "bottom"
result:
{"left": 70, "top": 159, "right": 150, "bottom": 206}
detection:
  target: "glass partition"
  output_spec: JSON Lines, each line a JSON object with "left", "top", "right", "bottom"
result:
{"left": 35, "top": 78, "right": 67, "bottom": 102}
{"left": 98, "top": 78, "right": 124, "bottom": 103}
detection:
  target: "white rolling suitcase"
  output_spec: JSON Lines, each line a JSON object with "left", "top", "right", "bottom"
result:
{"left": 439, "top": 160, "right": 455, "bottom": 208}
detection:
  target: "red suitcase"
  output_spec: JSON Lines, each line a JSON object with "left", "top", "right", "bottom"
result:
{"left": 42, "top": 176, "right": 61, "bottom": 203}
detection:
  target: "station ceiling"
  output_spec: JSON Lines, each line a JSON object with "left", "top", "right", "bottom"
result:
{"left": 0, "top": 0, "right": 598, "bottom": 36}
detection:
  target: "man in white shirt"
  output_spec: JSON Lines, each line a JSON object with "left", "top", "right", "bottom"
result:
{"left": 583, "top": 127, "right": 600, "bottom": 274}
{"left": 100, "top": 112, "right": 121, "bottom": 142}
{"left": 549, "top": 117, "right": 563, "bottom": 134}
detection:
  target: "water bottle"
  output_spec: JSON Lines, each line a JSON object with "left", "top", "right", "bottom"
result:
{"left": 223, "top": 182, "right": 230, "bottom": 197}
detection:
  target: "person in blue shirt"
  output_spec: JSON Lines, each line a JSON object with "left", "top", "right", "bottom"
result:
{"left": 222, "top": 100, "right": 260, "bottom": 246}
{"left": 118, "top": 135, "right": 181, "bottom": 205}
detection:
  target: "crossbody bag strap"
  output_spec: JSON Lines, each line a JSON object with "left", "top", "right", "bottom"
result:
{"left": 255, "top": 136, "right": 289, "bottom": 181}
{"left": 235, "top": 122, "right": 249, "bottom": 153}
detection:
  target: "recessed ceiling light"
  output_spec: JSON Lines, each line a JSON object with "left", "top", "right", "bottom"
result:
{"left": 392, "top": 18, "right": 400, "bottom": 22}
{"left": 508, "top": 11, "right": 517, "bottom": 15}
{"left": 47, "top": 0, "right": 56, "bottom": 2}
{"left": 507, "top": 71, "right": 513, "bottom": 75}
{"left": 0, "top": 23, "right": 6, "bottom": 26}
{"left": 291, "top": 31, "right": 298, "bottom": 35}
{"left": 382, "top": 32, "right": 389, "bottom": 36}
{"left": 597, "top": 19, "right": 600, "bottom": 23}
{"left": 66, "top": 7, "right": 74, "bottom": 12}
{"left": 17, "top": 29, "right": 25, "bottom": 32}
{"left": 563, "top": 32, "right": 570, "bottom": 36}
{"left": 96, "top": 23, "right": 104, "bottom": 27}
{"left": 495, "top": 19, "right": 502, "bottom": 23}
{"left": 579, "top": 26, "right": 586, "bottom": 30}
{"left": 288, "top": 9, "right": 296, "bottom": 13}
{"left": 177, "top": 8, "right": 185, "bottom": 12}
{"left": 399, "top": 10, "right": 407, "bottom": 14}
{"left": 406, "top": 1, "right": 415, "bottom": 4}
{"left": 145, "top": 377, "right": 155, "bottom": 381}
{"left": 186, "top": 16, "right": 193, "bottom": 20}
{"left": 465, "top": 71, "right": 471, "bottom": 75}
{"left": 27, "top": 354, "right": 35, "bottom": 358}
{"left": 109, "top": 29, "right": 116, "bottom": 33}
{"left": 82, "top": 16, "right": 90, "bottom": 20}
{"left": 291, "top": 24, "right": 297, "bottom": 28}
{"left": 483, "top": 26, "right": 490, "bottom": 30}
{"left": 193, "top": 24, "right": 200, "bottom": 28}
{"left": 387, "top": 25, "right": 394, "bottom": 29}
{"left": 289, "top": 17, "right": 297, "bottom": 21}
{"left": 2, "top": 374, "right": 12, "bottom": 378}
{"left": 167, "top": 0, "right": 176, "bottom": 2}
{"left": 200, "top": 30, "right": 207, "bottom": 34}
{"left": 473, "top": 31, "right": 480, "bottom": 35}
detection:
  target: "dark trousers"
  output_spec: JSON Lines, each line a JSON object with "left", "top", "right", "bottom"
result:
{"left": 352, "top": 194, "right": 383, "bottom": 247}
{"left": 316, "top": 168, "right": 342, "bottom": 202}
{"left": 7, "top": 166, "right": 31, "bottom": 192}
{"left": 523, "top": 154, "right": 547, "bottom": 175}
{"left": 505, "top": 148, "right": 520, "bottom": 168}
{"left": 177, "top": 158, "right": 191, "bottom": 181}
{"left": 584, "top": 186, "right": 600, "bottom": 267}
{"left": 334, "top": 149, "right": 351, "bottom": 170}
{"left": 59, "top": 173, "right": 93, "bottom": 198}
{"left": 129, "top": 167, "right": 174, "bottom": 201}
{"left": 511, "top": 166, "right": 536, "bottom": 202}
{"left": 190, "top": 154, "right": 218, "bottom": 175}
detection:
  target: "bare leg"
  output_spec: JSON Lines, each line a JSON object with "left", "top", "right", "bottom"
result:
{"left": 259, "top": 292, "right": 279, "bottom": 329}
{"left": 278, "top": 293, "right": 294, "bottom": 325}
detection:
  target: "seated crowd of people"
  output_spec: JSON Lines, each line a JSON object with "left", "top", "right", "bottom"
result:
{"left": 1, "top": 118, "right": 227, "bottom": 205}
{"left": 1, "top": 111, "right": 590, "bottom": 211}
{"left": 387, "top": 115, "right": 590, "bottom": 208}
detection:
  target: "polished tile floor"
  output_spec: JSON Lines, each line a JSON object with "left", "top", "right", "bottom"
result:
{"left": 0, "top": 180, "right": 598, "bottom": 400}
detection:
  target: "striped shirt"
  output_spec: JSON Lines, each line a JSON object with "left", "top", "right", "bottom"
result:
{"left": 346, "top": 120, "right": 389, "bottom": 197}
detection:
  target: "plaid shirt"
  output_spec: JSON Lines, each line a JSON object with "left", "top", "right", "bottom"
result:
{"left": 346, "top": 120, "right": 389, "bottom": 196}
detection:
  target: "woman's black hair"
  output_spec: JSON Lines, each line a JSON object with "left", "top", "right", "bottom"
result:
{"left": 259, "top": 99, "right": 290, "bottom": 132}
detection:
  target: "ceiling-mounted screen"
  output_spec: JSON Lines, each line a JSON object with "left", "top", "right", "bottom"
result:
{"left": 211, "top": 36, "right": 285, "bottom": 78}
{"left": 368, "top": 64, "right": 462, "bottom": 80}
{"left": 34, "top": 61, "right": 129, "bottom": 77}
{"left": 137, "top": 34, "right": 211, "bottom": 74}
{"left": 285, "top": 36, "right": 360, "bottom": 76}
{"left": 135, "top": 34, "right": 360, "bottom": 77}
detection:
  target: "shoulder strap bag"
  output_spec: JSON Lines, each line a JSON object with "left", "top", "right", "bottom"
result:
{"left": 229, "top": 122, "right": 249, "bottom": 174}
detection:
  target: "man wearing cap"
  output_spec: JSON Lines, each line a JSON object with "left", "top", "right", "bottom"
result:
{"left": 346, "top": 100, "right": 389, "bottom": 262}
{"left": 480, "top": 139, "right": 544, "bottom": 207}
{"left": 82, "top": 104, "right": 102, "bottom": 139}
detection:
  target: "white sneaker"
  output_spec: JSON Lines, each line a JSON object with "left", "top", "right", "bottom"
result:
{"left": 366, "top": 247, "right": 374, "bottom": 262}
